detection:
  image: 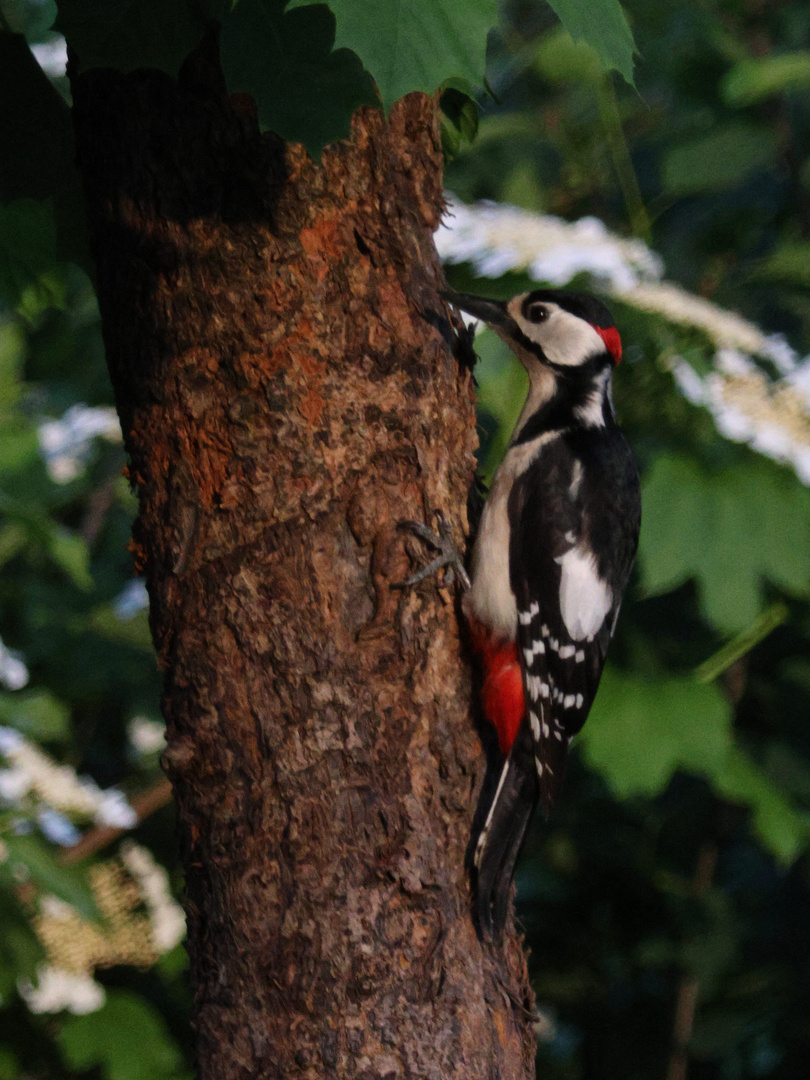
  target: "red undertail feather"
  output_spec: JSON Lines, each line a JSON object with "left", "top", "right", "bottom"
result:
{"left": 468, "top": 618, "right": 525, "bottom": 755}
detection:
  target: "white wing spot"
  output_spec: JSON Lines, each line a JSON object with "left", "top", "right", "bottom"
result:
{"left": 523, "top": 640, "right": 546, "bottom": 666}
{"left": 575, "top": 693, "right": 584, "bottom": 709}
{"left": 519, "top": 610, "right": 532, "bottom": 626}
{"left": 558, "top": 644, "right": 575, "bottom": 660}
{"left": 575, "top": 649, "right": 585, "bottom": 663}
{"left": 535, "top": 757, "right": 544, "bottom": 777}
{"left": 530, "top": 711, "right": 541, "bottom": 739}
{"left": 542, "top": 720, "right": 550, "bottom": 737}
{"left": 563, "top": 694, "right": 576, "bottom": 709}
{"left": 554, "top": 545, "right": 613, "bottom": 641}
{"left": 554, "top": 730, "right": 563, "bottom": 741}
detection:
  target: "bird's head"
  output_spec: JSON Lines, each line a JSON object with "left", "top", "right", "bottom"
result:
{"left": 442, "top": 288, "right": 622, "bottom": 374}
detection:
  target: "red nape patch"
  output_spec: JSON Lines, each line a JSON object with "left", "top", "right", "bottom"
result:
{"left": 468, "top": 619, "right": 525, "bottom": 756}
{"left": 594, "top": 325, "right": 622, "bottom": 364}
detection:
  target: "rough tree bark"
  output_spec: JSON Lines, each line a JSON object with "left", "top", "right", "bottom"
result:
{"left": 70, "top": 41, "right": 536, "bottom": 1080}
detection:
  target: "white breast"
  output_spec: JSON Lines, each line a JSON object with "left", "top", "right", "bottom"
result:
{"left": 465, "top": 432, "right": 559, "bottom": 641}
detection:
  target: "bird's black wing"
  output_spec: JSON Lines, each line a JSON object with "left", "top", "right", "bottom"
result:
{"left": 475, "top": 429, "right": 639, "bottom": 934}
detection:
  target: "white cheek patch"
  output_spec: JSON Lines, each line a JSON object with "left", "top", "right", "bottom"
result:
{"left": 554, "top": 544, "right": 613, "bottom": 641}
{"left": 508, "top": 300, "right": 605, "bottom": 368}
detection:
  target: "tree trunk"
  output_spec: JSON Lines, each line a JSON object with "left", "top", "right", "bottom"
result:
{"left": 70, "top": 43, "right": 536, "bottom": 1080}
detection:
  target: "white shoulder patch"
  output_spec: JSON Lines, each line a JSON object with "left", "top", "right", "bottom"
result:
{"left": 553, "top": 544, "right": 613, "bottom": 641}
{"left": 573, "top": 370, "right": 609, "bottom": 429}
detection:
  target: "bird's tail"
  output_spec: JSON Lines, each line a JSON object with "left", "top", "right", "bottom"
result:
{"left": 473, "top": 721, "right": 540, "bottom": 937}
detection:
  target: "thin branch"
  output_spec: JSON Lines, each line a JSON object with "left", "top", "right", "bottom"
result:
{"left": 596, "top": 76, "right": 651, "bottom": 243}
{"left": 665, "top": 842, "right": 718, "bottom": 1080}
{"left": 60, "top": 777, "right": 173, "bottom": 866}
{"left": 695, "top": 602, "right": 788, "bottom": 684}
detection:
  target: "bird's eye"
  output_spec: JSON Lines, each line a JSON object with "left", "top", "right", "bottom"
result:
{"left": 526, "top": 303, "right": 549, "bottom": 324}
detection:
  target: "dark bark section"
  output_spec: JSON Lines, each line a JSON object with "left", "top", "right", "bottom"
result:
{"left": 71, "top": 53, "right": 535, "bottom": 1080}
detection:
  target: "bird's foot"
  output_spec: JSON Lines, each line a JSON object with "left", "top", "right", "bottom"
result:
{"left": 393, "top": 511, "right": 471, "bottom": 592}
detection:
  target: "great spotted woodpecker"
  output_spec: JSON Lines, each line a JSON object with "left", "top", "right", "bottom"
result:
{"left": 441, "top": 288, "right": 641, "bottom": 935}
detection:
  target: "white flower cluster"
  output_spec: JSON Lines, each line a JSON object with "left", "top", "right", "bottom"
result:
{"left": 0, "top": 726, "right": 137, "bottom": 832}
{"left": 113, "top": 579, "right": 149, "bottom": 621}
{"left": 437, "top": 196, "right": 810, "bottom": 484}
{"left": 672, "top": 351, "right": 810, "bottom": 483}
{"left": 437, "top": 197, "right": 663, "bottom": 292}
{"left": 18, "top": 964, "right": 105, "bottom": 1015}
{"left": 17, "top": 846, "right": 185, "bottom": 1016}
{"left": 0, "top": 636, "right": 28, "bottom": 691}
{"left": 37, "top": 404, "right": 121, "bottom": 484}
{"left": 127, "top": 716, "right": 166, "bottom": 756}
{"left": 120, "top": 841, "right": 186, "bottom": 953}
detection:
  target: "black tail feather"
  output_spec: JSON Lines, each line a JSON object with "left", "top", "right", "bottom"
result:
{"left": 474, "top": 725, "right": 540, "bottom": 937}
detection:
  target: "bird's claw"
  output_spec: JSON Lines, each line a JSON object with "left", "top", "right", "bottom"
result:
{"left": 393, "top": 511, "right": 471, "bottom": 592}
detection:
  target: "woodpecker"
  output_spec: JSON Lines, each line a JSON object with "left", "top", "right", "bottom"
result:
{"left": 442, "top": 287, "right": 641, "bottom": 935}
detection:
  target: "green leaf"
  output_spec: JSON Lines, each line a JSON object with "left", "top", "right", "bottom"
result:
{"left": 90, "top": 606, "right": 154, "bottom": 653}
{"left": 722, "top": 52, "right": 810, "bottom": 107}
{"left": 47, "top": 527, "right": 93, "bottom": 590}
{"left": 534, "top": 25, "right": 605, "bottom": 86}
{"left": 544, "top": 0, "right": 636, "bottom": 86}
{"left": 470, "top": 327, "right": 528, "bottom": 484}
{"left": 0, "top": 33, "right": 90, "bottom": 271}
{"left": 584, "top": 664, "right": 809, "bottom": 870}
{"left": 0, "top": 1048, "right": 19, "bottom": 1080}
{"left": 0, "top": 690, "right": 71, "bottom": 742}
{"left": 0, "top": 522, "right": 27, "bottom": 569}
{"left": 286, "top": 0, "right": 499, "bottom": 111}
{"left": 0, "top": 318, "right": 26, "bottom": 421}
{"left": 440, "top": 87, "right": 480, "bottom": 159}
{"left": 221, "top": 0, "right": 378, "bottom": 157}
{"left": 0, "top": 886, "right": 46, "bottom": 1000}
{"left": 715, "top": 749, "right": 810, "bottom": 864}
{"left": 638, "top": 454, "right": 810, "bottom": 634}
{"left": 0, "top": 428, "right": 40, "bottom": 484}
{"left": 663, "top": 123, "right": 777, "bottom": 196}
{"left": 0, "top": 835, "right": 99, "bottom": 921}
{"left": 53, "top": 0, "right": 221, "bottom": 77}
{"left": 580, "top": 667, "right": 733, "bottom": 797}
{"left": 756, "top": 240, "right": 810, "bottom": 287}
{"left": 58, "top": 991, "right": 182, "bottom": 1080}
{"left": 0, "top": 199, "right": 57, "bottom": 308}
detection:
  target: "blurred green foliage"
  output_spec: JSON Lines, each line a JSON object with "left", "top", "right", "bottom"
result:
{"left": 2, "top": 0, "right": 810, "bottom": 1077}
{"left": 443, "top": 1, "right": 810, "bottom": 1075}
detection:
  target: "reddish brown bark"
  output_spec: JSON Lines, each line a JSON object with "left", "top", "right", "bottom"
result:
{"left": 71, "top": 49, "right": 536, "bottom": 1080}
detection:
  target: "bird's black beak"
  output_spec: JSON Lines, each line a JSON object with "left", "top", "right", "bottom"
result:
{"left": 440, "top": 289, "right": 510, "bottom": 330}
